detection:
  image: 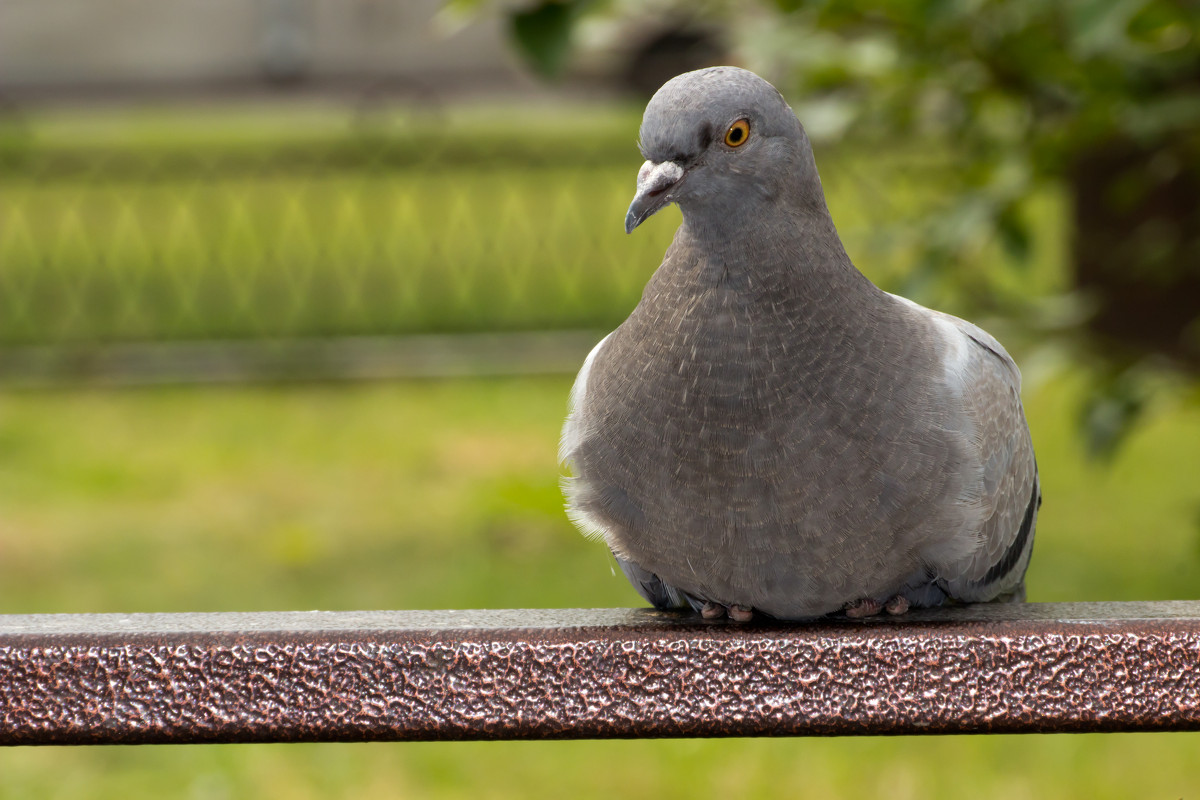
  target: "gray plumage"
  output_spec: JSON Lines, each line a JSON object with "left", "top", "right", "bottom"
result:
{"left": 560, "top": 67, "right": 1039, "bottom": 620}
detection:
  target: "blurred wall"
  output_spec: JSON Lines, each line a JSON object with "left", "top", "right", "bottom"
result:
{"left": 0, "top": 0, "right": 532, "bottom": 98}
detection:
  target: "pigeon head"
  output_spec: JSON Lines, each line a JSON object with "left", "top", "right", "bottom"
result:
{"left": 625, "top": 66, "right": 819, "bottom": 235}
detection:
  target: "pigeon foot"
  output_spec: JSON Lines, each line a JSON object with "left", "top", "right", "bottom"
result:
{"left": 700, "top": 601, "right": 755, "bottom": 622}
{"left": 843, "top": 598, "right": 882, "bottom": 618}
{"left": 885, "top": 595, "right": 910, "bottom": 615}
{"left": 728, "top": 604, "right": 754, "bottom": 623}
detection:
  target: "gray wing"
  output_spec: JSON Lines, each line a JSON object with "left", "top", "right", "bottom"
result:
{"left": 615, "top": 556, "right": 706, "bottom": 612}
{"left": 917, "top": 307, "right": 1040, "bottom": 603}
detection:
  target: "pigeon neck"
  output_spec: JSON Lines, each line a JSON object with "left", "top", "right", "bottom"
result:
{"left": 677, "top": 196, "right": 878, "bottom": 302}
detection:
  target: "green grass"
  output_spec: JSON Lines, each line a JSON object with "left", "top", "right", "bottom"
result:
{"left": 0, "top": 371, "right": 1199, "bottom": 797}
{"left": 0, "top": 378, "right": 609, "bottom": 613}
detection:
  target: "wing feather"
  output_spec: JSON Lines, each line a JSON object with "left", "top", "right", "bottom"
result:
{"left": 929, "top": 310, "right": 1038, "bottom": 601}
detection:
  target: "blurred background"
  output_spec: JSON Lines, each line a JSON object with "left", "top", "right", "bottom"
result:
{"left": 2, "top": 0, "right": 1199, "bottom": 797}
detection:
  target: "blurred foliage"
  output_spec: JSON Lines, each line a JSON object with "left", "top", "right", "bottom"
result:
{"left": 510, "top": 0, "right": 597, "bottom": 77}
{"left": 447, "top": 0, "right": 600, "bottom": 78}
{"left": 748, "top": 0, "right": 1200, "bottom": 332}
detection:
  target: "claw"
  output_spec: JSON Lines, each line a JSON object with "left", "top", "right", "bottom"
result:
{"left": 728, "top": 604, "right": 754, "bottom": 623}
{"left": 885, "top": 595, "right": 910, "bottom": 615}
{"left": 844, "top": 598, "right": 882, "bottom": 618}
{"left": 699, "top": 601, "right": 755, "bottom": 622}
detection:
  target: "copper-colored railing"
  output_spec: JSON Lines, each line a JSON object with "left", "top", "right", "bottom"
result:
{"left": 2, "top": 602, "right": 1198, "bottom": 744}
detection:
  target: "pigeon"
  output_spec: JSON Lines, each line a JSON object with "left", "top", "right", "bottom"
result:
{"left": 560, "top": 67, "right": 1039, "bottom": 621}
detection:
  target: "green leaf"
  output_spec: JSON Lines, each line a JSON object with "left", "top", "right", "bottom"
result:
{"left": 1079, "top": 370, "right": 1147, "bottom": 460}
{"left": 1068, "top": 0, "right": 1143, "bottom": 58}
{"left": 996, "top": 202, "right": 1033, "bottom": 262}
{"left": 508, "top": 1, "right": 587, "bottom": 79}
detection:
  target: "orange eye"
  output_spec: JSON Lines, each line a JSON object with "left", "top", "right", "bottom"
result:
{"left": 724, "top": 119, "right": 750, "bottom": 147}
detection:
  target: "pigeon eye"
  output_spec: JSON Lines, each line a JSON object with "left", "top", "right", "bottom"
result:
{"left": 724, "top": 119, "right": 750, "bottom": 147}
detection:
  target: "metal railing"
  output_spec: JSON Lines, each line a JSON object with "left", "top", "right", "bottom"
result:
{"left": 2, "top": 601, "right": 1198, "bottom": 744}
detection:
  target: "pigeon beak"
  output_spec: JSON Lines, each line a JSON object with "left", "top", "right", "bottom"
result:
{"left": 625, "top": 160, "right": 685, "bottom": 234}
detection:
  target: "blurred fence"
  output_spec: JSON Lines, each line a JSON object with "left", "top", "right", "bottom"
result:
{"left": 0, "top": 103, "right": 962, "bottom": 382}
{"left": 0, "top": 108, "right": 663, "bottom": 344}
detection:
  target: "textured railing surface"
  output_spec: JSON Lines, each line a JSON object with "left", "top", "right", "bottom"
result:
{"left": 2, "top": 601, "right": 1199, "bottom": 745}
